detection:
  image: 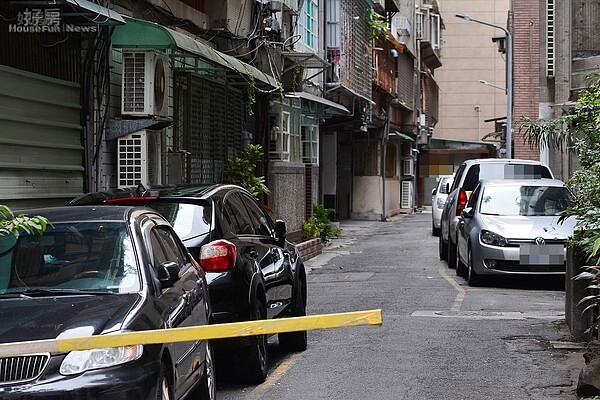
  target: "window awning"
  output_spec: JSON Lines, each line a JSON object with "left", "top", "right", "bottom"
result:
{"left": 286, "top": 92, "right": 349, "bottom": 114}
{"left": 392, "top": 131, "right": 415, "bottom": 141}
{"left": 65, "top": 0, "right": 125, "bottom": 25}
{"left": 112, "top": 17, "right": 280, "bottom": 88}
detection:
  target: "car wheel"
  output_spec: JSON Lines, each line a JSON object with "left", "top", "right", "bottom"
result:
{"left": 235, "top": 300, "right": 268, "bottom": 384}
{"left": 438, "top": 234, "right": 448, "bottom": 260}
{"left": 432, "top": 221, "right": 440, "bottom": 237}
{"left": 467, "top": 246, "right": 480, "bottom": 287}
{"left": 194, "top": 341, "right": 216, "bottom": 400}
{"left": 278, "top": 281, "right": 307, "bottom": 352}
{"left": 156, "top": 362, "right": 173, "bottom": 400}
{"left": 447, "top": 236, "right": 457, "bottom": 269}
{"left": 455, "top": 244, "right": 466, "bottom": 277}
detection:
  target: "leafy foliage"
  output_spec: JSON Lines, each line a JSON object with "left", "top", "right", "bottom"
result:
{"left": 0, "top": 205, "right": 49, "bottom": 237}
{"left": 223, "top": 144, "right": 270, "bottom": 198}
{"left": 368, "top": 11, "right": 388, "bottom": 40}
{"left": 303, "top": 204, "right": 341, "bottom": 243}
{"left": 520, "top": 79, "right": 600, "bottom": 265}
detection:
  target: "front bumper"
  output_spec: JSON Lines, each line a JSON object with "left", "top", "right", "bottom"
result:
{"left": 0, "top": 355, "right": 160, "bottom": 400}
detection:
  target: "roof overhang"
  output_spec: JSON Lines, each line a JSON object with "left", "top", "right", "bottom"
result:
{"left": 112, "top": 17, "right": 280, "bottom": 88}
{"left": 65, "top": 0, "right": 125, "bottom": 25}
{"left": 285, "top": 92, "right": 350, "bottom": 115}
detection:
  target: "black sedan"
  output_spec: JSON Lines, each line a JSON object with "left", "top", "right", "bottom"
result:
{"left": 70, "top": 184, "right": 308, "bottom": 384}
{"left": 0, "top": 205, "right": 215, "bottom": 400}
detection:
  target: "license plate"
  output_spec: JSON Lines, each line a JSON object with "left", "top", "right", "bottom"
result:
{"left": 519, "top": 244, "right": 565, "bottom": 265}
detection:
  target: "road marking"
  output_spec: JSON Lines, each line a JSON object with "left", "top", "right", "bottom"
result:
{"left": 411, "top": 310, "right": 564, "bottom": 320}
{"left": 0, "top": 309, "right": 382, "bottom": 358}
{"left": 244, "top": 353, "right": 300, "bottom": 400}
{"left": 438, "top": 265, "right": 465, "bottom": 311}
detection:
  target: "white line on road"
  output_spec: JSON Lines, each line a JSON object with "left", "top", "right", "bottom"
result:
{"left": 411, "top": 310, "right": 565, "bottom": 320}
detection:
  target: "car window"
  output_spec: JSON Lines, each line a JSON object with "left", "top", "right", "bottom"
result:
{"left": 451, "top": 164, "right": 466, "bottom": 191}
{"left": 467, "top": 183, "right": 482, "bottom": 208}
{"left": 439, "top": 176, "right": 454, "bottom": 194}
{"left": 240, "top": 193, "right": 274, "bottom": 236}
{"left": 152, "top": 202, "right": 211, "bottom": 240}
{"left": 463, "top": 163, "right": 553, "bottom": 192}
{"left": 479, "top": 185, "right": 571, "bottom": 216}
{"left": 223, "top": 192, "right": 255, "bottom": 235}
{"left": 149, "top": 226, "right": 188, "bottom": 267}
{"left": 0, "top": 222, "right": 140, "bottom": 294}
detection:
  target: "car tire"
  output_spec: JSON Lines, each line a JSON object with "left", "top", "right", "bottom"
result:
{"left": 278, "top": 281, "right": 307, "bottom": 352}
{"left": 235, "top": 299, "right": 268, "bottom": 384}
{"left": 194, "top": 341, "right": 216, "bottom": 400}
{"left": 438, "top": 234, "right": 448, "bottom": 260}
{"left": 455, "top": 245, "right": 466, "bottom": 277}
{"left": 467, "top": 246, "right": 481, "bottom": 287}
{"left": 156, "top": 362, "right": 173, "bottom": 400}
{"left": 447, "top": 236, "right": 457, "bottom": 269}
{"left": 432, "top": 222, "right": 440, "bottom": 237}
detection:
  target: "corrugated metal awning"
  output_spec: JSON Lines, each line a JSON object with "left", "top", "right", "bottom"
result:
{"left": 285, "top": 92, "right": 349, "bottom": 114}
{"left": 112, "top": 17, "right": 280, "bottom": 89}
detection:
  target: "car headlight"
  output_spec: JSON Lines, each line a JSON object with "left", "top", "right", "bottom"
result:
{"left": 480, "top": 230, "right": 508, "bottom": 247}
{"left": 59, "top": 345, "right": 143, "bottom": 375}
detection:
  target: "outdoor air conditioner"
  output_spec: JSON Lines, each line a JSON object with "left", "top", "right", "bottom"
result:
{"left": 403, "top": 158, "right": 414, "bottom": 176}
{"left": 121, "top": 51, "right": 170, "bottom": 117}
{"left": 117, "top": 130, "right": 162, "bottom": 188}
{"left": 401, "top": 181, "right": 413, "bottom": 209}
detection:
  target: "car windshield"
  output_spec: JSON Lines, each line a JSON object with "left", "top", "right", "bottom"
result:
{"left": 479, "top": 185, "right": 572, "bottom": 217}
{"left": 0, "top": 222, "right": 140, "bottom": 295}
{"left": 439, "top": 176, "right": 454, "bottom": 194}
{"left": 463, "top": 163, "right": 553, "bottom": 191}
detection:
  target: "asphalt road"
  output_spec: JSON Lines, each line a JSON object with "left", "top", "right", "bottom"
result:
{"left": 217, "top": 211, "right": 584, "bottom": 399}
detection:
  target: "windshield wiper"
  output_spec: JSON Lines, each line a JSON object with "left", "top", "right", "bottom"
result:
{"left": 0, "top": 288, "right": 115, "bottom": 297}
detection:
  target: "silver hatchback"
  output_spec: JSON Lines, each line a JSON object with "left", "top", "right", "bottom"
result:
{"left": 455, "top": 179, "right": 576, "bottom": 286}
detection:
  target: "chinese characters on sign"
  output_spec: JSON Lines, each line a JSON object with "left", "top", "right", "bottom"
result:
{"left": 8, "top": 8, "right": 98, "bottom": 33}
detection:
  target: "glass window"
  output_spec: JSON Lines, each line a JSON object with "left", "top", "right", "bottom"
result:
{"left": 223, "top": 193, "right": 255, "bottom": 235}
{"left": 241, "top": 193, "right": 274, "bottom": 237}
{"left": 296, "top": 0, "right": 318, "bottom": 50}
{"left": 2, "top": 222, "right": 140, "bottom": 293}
{"left": 152, "top": 202, "right": 211, "bottom": 240}
{"left": 151, "top": 227, "right": 188, "bottom": 267}
{"left": 479, "top": 185, "right": 572, "bottom": 216}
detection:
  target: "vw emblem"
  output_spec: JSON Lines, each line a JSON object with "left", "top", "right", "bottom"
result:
{"left": 535, "top": 237, "right": 545, "bottom": 245}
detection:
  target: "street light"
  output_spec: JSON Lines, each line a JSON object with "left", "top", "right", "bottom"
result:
{"left": 456, "top": 12, "right": 513, "bottom": 158}
{"left": 479, "top": 79, "right": 507, "bottom": 94}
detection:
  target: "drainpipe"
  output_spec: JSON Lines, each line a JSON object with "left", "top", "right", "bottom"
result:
{"left": 381, "top": 107, "right": 391, "bottom": 222}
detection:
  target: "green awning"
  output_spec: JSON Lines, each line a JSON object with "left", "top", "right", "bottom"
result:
{"left": 392, "top": 131, "right": 415, "bottom": 141}
{"left": 112, "top": 17, "right": 280, "bottom": 88}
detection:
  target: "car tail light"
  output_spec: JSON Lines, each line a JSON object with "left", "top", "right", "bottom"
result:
{"left": 200, "top": 240, "right": 236, "bottom": 271}
{"left": 455, "top": 188, "right": 468, "bottom": 216}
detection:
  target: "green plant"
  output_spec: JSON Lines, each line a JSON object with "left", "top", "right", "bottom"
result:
{"left": 303, "top": 204, "right": 341, "bottom": 242}
{"left": 368, "top": 11, "right": 388, "bottom": 40}
{"left": 0, "top": 205, "right": 49, "bottom": 237}
{"left": 223, "top": 144, "right": 270, "bottom": 197}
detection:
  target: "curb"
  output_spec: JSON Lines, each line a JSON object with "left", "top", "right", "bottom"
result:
{"left": 295, "top": 238, "right": 324, "bottom": 261}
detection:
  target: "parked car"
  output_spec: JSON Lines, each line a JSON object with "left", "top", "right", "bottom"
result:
{"left": 431, "top": 174, "right": 454, "bottom": 236}
{"left": 0, "top": 205, "right": 215, "bottom": 399}
{"left": 69, "top": 184, "right": 307, "bottom": 384}
{"left": 439, "top": 158, "right": 554, "bottom": 269}
{"left": 455, "top": 179, "right": 576, "bottom": 286}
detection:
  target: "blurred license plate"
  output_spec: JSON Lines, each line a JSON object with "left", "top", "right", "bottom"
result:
{"left": 519, "top": 244, "right": 564, "bottom": 265}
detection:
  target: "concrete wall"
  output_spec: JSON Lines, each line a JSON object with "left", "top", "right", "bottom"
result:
{"left": 352, "top": 176, "right": 382, "bottom": 220}
{"left": 436, "top": 0, "right": 510, "bottom": 145}
{"left": 267, "top": 161, "right": 306, "bottom": 239}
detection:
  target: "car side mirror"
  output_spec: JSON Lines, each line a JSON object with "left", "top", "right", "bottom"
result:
{"left": 431, "top": 188, "right": 437, "bottom": 196}
{"left": 461, "top": 207, "right": 474, "bottom": 219}
{"left": 275, "top": 219, "right": 287, "bottom": 242}
{"left": 157, "top": 261, "right": 181, "bottom": 289}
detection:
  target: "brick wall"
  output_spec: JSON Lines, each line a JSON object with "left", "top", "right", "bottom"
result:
{"left": 512, "top": 0, "right": 541, "bottom": 160}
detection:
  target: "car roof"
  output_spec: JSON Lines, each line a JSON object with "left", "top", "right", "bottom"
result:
{"left": 15, "top": 205, "right": 143, "bottom": 223}
{"left": 461, "top": 158, "right": 550, "bottom": 166}
{"left": 478, "top": 178, "right": 566, "bottom": 188}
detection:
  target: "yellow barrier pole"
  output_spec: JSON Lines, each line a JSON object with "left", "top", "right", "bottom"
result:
{"left": 0, "top": 309, "right": 382, "bottom": 358}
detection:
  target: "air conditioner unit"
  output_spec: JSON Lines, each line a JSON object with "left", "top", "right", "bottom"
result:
{"left": 121, "top": 51, "right": 170, "bottom": 117}
{"left": 401, "top": 181, "right": 413, "bottom": 209}
{"left": 117, "top": 130, "right": 162, "bottom": 188}
{"left": 403, "top": 158, "right": 414, "bottom": 176}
